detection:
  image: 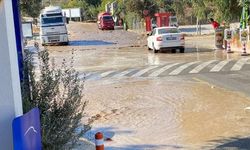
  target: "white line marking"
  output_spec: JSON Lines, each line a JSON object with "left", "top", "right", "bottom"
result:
{"left": 169, "top": 61, "right": 200, "bottom": 75}
{"left": 100, "top": 70, "right": 116, "bottom": 78}
{"left": 231, "top": 58, "right": 250, "bottom": 71}
{"left": 113, "top": 69, "right": 136, "bottom": 78}
{"left": 149, "top": 63, "right": 180, "bottom": 77}
{"left": 131, "top": 66, "right": 159, "bottom": 77}
{"left": 189, "top": 60, "right": 217, "bottom": 74}
{"left": 210, "top": 60, "right": 231, "bottom": 72}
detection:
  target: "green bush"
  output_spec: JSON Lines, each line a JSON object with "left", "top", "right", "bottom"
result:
{"left": 22, "top": 48, "right": 89, "bottom": 149}
{"left": 125, "top": 12, "right": 140, "bottom": 29}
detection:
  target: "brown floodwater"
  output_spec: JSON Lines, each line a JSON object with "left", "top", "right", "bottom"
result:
{"left": 83, "top": 77, "right": 250, "bottom": 149}
{"left": 43, "top": 23, "right": 250, "bottom": 149}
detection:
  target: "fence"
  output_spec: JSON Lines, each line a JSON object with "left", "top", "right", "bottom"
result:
{"left": 129, "top": 18, "right": 146, "bottom": 34}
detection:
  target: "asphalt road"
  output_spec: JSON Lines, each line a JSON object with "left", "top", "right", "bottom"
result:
{"left": 45, "top": 22, "right": 250, "bottom": 150}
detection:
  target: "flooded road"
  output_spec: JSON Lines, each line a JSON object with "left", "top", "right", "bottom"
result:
{"left": 44, "top": 22, "right": 250, "bottom": 149}
{"left": 83, "top": 77, "right": 250, "bottom": 150}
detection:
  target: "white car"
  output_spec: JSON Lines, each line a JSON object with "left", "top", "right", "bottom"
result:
{"left": 147, "top": 27, "right": 185, "bottom": 53}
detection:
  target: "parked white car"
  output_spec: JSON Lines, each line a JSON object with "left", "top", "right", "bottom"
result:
{"left": 147, "top": 27, "right": 185, "bottom": 53}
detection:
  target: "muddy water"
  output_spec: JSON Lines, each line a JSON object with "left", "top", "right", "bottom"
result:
{"left": 181, "top": 82, "right": 250, "bottom": 149}
{"left": 47, "top": 23, "right": 243, "bottom": 73}
{"left": 49, "top": 47, "right": 245, "bottom": 74}
{"left": 44, "top": 23, "right": 250, "bottom": 149}
{"left": 83, "top": 78, "right": 250, "bottom": 149}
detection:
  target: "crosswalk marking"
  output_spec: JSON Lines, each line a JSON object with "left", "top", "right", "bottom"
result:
{"left": 231, "top": 58, "right": 250, "bottom": 71}
{"left": 169, "top": 61, "right": 200, "bottom": 75}
{"left": 81, "top": 59, "right": 250, "bottom": 81}
{"left": 189, "top": 60, "right": 217, "bottom": 74}
{"left": 113, "top": 69, "right": 137, "bottom": 78}
{"left": 210, "top": 60, "right": 231, "bottom": 72}
{"left": 131, "top": 66, "right": 159, "bottom": 77}
{"left": 100, "top": 70, "right": 116, "bottom": 78}
{"left": 149, "top": 63, "right": 180, "bottom": 77}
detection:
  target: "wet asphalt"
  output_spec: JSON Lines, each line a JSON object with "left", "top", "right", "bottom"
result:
{"left": 46, "top": 22, "right": 250, "bottom": 150}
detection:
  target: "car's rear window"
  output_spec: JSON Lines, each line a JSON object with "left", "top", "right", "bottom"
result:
{"left": 103, "top": 16, "right": 113, "bottom": 21}
{"left": 158, "top": 28, "right": 180, "bottom": 34}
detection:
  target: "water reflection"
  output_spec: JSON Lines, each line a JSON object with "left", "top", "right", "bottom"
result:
{"left": 147, "top": 53, "right": 160, "bottom": 65}
{"left": 69, "top": 40, "right": 115, "bottom": 46}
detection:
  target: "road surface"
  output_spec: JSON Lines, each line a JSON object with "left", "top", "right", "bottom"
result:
{"left": 44, "top": 22, "right": 250, "bottom": 150}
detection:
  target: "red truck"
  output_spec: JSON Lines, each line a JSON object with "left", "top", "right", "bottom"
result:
{"left": 97, "top": 12, "right": 115, "bottom": 30}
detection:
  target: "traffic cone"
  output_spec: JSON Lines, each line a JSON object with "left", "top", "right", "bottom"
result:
{"left": 95, "top": 132, "right": 104, "bottom": 150}
{"left": 227, "top": 41, "right": 233, "bottom": 53}
{"left": 241, "top": 42, "right": 249, "bottom": 56}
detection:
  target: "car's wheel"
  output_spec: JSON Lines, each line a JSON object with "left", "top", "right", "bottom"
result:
{"left": 62, "top": 42, "right": 69, "bottom": 46}
{"left": 180, "top": 47, "right": 185, "bottom": 53}
{"left": 152, "top": 43, "right": 159, "bottom": 53}
{"left": 148, "top": 46, "right": 151, "bottom": 50}
{"left": 171, "top": 49, "right": 176, "bottom": 53}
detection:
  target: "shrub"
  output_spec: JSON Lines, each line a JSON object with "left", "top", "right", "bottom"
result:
{"left": 125, "top": 12, "right": 141, "bottom": 29}
{"left": 22, "top": 47, "right": 88, "bottom": 149}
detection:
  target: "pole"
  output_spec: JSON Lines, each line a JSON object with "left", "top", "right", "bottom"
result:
{"left": 95, "top": 132, "right": 104, "bottom": 150}
{"left": 0, "top": 0, "right": 23, "bottom": 149}
{"left": 196, "top": 18, "right": 199, "bottom": 35}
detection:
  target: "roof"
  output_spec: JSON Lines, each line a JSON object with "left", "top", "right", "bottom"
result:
{"left": 42, "top": 6, "right": 62, "bottom": 14}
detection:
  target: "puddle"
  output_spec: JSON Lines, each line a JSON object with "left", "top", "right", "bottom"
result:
{"left": 69, "top": 40, "right": 115, "bottom": 46}
{"left": 83, "top": 78, "right": 250, "bottom": 149}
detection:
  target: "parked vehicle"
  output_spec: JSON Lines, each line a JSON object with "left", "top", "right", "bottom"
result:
{"left": 97, "top": 12, "right": 115, "bottom": 30}
{"left": 40, "top": 6, "right": 69, "bottom": 46}
{"left": 147, "top": 27, "right": 185, "bottom": 53}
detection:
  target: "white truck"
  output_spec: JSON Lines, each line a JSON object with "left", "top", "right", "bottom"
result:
{"left": 40, "top": 6, "right": 69, "bottom": 45}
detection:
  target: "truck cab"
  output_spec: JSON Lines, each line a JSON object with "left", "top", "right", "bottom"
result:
{"left": 40, "top": 6, "right": 69, "bottom": 45}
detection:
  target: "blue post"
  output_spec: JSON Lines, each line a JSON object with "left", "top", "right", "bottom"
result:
{"left": 12, "top": 0, "right": 24, "bottom": 81}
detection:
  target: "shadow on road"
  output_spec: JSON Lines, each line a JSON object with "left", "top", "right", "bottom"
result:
{"left": 107, "top": 144, "right": 185, "bottom": 150}
{"left": 156, "top": 48, "right": 214, "bottom": 54}
{"left": 69, "top": 40, "right": 115, "bottom": 46}
{"left": 204, "top": 136, "right": 250, "bottom": 149}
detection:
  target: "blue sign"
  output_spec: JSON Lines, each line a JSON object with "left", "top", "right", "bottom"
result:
{"left": 12, "top": 108, "right": 42, "bottom": 150}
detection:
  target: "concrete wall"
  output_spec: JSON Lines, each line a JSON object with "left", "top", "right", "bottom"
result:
{"left": 0, "top": 0, "right": 23, "bottom": 149}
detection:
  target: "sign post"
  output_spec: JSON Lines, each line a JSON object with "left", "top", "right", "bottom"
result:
{"left": 215, "top": 27, "right": 224, "bottom": 49}
{"left": 240, "top": 29, "right": 249, "bottom": 56}
{"left": 0, "top": 0, "right": 23, "bottom": 149}
{"left": 224, "top": 29, "right": 233, "bottom": 53}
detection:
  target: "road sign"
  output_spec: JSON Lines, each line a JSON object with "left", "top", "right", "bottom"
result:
{"left": 215, "top": 28, "right": 224, "bottom": 48}
{"left": 240, "top": 29, "right": 249, "bottom": 42}
{"left": 22, "top": 22, "right": 33, "bottom": 39}
{"left": 12, "top": 108, "right": 42, "bottom": 150}
{"left": 224, "top": 29, "right": 232, "bottom": 41}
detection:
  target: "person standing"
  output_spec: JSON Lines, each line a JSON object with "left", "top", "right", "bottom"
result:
{"left": 210, "top": 18, "right": 220, "bottom": 29}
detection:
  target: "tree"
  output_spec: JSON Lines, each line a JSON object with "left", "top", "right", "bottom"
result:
{"left": 20, "top": 0, "right": 42, "bottom": 18}
{"left": 85, "top": 0, "right": 101, "bottom": 6}
{"left": 22, "top": 48, "right": 89, "bottom": 149}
